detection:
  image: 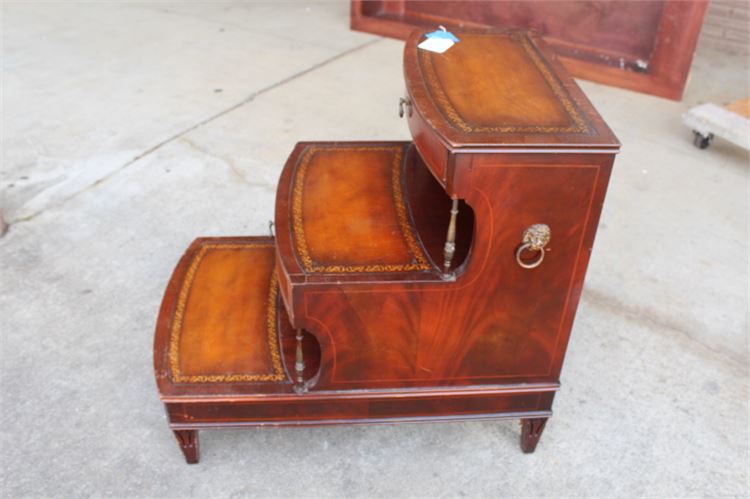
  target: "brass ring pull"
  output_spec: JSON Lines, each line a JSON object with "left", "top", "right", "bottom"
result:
{"left": 516, "top": 243, "right": 545, "bottom": 269}
{"left": 516, "top": 224, "right": 550, "bottom": 270}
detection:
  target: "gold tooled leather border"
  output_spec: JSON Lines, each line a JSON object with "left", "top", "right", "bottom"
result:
{"left": 168, "top": 242, "right": 286, "bottom": 383}
{"left": 419, "top": 32, "right": 590, "bottom": 134}
{"left": 292, "top": 145, "right": 432, "bottom": 274}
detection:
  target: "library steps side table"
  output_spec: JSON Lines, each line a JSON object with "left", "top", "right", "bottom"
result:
{"left": 154, "top": 29, "right": 619, "bottom": 463}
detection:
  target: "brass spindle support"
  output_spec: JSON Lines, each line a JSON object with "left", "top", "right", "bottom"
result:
{"left": 443, "top": 198, "right": 460, "bottom": 275}
{"left": 294, "top": 329, "right": 306, "bottom": 393}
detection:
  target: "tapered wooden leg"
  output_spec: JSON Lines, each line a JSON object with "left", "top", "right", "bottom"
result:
{"left": 520, "top": 418, "right": 547, "bottom": 453}
{"left": 173, "top": 429, "right": 199, "bottom": 464}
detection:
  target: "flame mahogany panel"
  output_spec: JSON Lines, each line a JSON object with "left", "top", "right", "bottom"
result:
{"left": 275, "top": 146, "right": 614, "bottom": 390}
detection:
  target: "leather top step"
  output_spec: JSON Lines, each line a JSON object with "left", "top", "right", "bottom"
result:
{"left": 404, "top": 29, "right": 619, "bottom": 149}
{"left": 402, "top": 29, "right": 620, "bottom": 194}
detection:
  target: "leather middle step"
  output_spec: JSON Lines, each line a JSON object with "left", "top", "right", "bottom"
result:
{"left": 274, "top": 141, "right": 454, "bottom": 321}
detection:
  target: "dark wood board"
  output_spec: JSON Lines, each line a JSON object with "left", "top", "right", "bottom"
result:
{"left": 351, "top": 0, "right": 709, "bottom": 100}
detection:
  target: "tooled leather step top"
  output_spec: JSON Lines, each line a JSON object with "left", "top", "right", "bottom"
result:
{"left": 153, "top": 236, "right": 319, "bottom": 399}
{"left": 275, "top": 142, "right": 436, "bottom": 277}
{"left": 273, "top": 142, "right": 453, "bottom": 320}
{"left": 402, "top": 29, "right": 619, "bottom": 194}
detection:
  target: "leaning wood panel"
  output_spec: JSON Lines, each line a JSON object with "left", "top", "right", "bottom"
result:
{"left": 351, "top": 0, "right": 709, "bottom": 100}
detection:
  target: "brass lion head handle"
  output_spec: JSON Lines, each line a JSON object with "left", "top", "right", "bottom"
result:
{"left": 516, "top": 224, "right": 551, "bottom": 269}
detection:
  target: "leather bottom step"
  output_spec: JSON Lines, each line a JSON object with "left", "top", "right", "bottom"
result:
{"left": 154, "top": 236, "right": 311, "bottom": 398}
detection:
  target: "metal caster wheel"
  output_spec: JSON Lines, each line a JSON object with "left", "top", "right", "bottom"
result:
{"left": 693, "top": 130, "right": 714, "bottom": 149}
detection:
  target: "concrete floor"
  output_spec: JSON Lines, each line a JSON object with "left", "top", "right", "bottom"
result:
{"left": 1, "top": 2, "right": 748, "bottom": 497}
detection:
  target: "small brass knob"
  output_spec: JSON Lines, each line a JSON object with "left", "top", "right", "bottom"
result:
{"left": 516, "top": 224, "right": 550, "bottom": 269}
{"left": 399, "top": 97, "right": 412, "bottom": 118}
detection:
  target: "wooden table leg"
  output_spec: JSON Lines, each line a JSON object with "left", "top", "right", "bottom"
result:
{"left": 173, "top": 429, "right": 200, "bottom": 464}
{"left": 520, "top": 418, "right": 547, "bottom": 453}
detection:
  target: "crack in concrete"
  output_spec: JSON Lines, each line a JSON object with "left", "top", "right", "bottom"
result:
{"left": 136, "top": 3, "right": 351, "bottom": 53}
{"left": 10, "top": 37, "right": 381, "bottom": 226}
{"left": 178, "top": 137, "right": 273, "bottom": 190}
{"left": 0, "top": 211, "right": 7, "bottom": 238}
{"left": 582, "top": 287, "right": 747, "bottom": 371}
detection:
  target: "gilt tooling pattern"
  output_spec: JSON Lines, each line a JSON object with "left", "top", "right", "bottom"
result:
{"left": 419, "top": 32, "right": 591, "bottom": 134}
{"left": 168, "top": 242, "right": 285, "bottom": 383}
{"left": 291, "top": 145, "right": 432, "bottom": 273}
